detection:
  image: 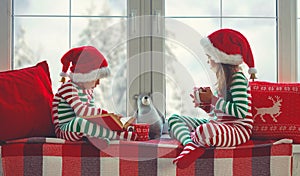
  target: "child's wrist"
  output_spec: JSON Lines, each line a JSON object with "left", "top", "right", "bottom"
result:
{"left": 211, "top": 96, "right": 218, "bottom": 105}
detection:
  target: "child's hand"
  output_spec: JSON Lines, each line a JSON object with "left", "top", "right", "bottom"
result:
{"left": 190, "top": 93, "right": 201, "bottom": 107}
{"left": 199, "top": 103, "right": 211, "bottom": 113}
{"left": 190, "top": 86, "right": 210, "bottom": 107}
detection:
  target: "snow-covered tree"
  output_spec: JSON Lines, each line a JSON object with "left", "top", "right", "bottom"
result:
{"left": 14, "top": 27, "right": 38, "bottom": 69}
{"left": 76, "top": 1, "right": 187, "bottom": 116}
{"left": 76, "top": 1, "right": 127, "bottom": 115}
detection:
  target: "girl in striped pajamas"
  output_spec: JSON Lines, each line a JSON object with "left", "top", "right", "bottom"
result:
{"left": 52, "top": 46, "right": 137, "bottom": 149}
{"left": 168, "top": 29, "right": 257, "bottom": 168}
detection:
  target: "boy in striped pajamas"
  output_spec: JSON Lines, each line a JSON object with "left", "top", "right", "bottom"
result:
{"left": 52, "top": 46, "right": 137, "bottom": 149}
{"left": 168, "top": 29, "right": 257, "bottom": 168}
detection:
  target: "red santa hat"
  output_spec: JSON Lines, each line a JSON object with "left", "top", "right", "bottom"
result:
{"left": 60, "top": 46, "right": 110, "bottom": 83}
{"left": 200, "top": 29, "right": 257, "bottom": 80}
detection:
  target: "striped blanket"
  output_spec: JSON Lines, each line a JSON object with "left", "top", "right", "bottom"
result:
{"left": 0, "top": 136, "right": 292, "bottom": 176}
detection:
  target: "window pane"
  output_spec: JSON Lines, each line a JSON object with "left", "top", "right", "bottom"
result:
{"left": 72, "top": 0, "right": 126, "bottom": 16}
{"left": 14, "top": 0, "right": 69, "bottom": 15}
{"left": 223, "top": 0, "right": 276, "bottom": 17}
{"left": 13, "top": 1, "right": 128, "bottom": 115}
{"left": 165, "top": 18, "right": 219, "bottom": 117}
{"left": 166, "top": 18, "right": 277, "bottom": 82}
{"left": 72, "top": 18, "right": 127, "bottom": 114}
{"left": 223, "top": 19, "right": 277, "bottom": 82}
{"left": 13, "top": 17, "right": 69, "bottom": 90}
{"left": 165, "top": 40, "right": 214, "bottom": 118}
{"left": 166, "top": 0, "right": 220, "bottom": 16}
{"left": 165, "top": 18, "right": 220, "bottom": 35}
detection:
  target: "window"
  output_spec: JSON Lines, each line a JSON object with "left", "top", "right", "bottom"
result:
{"left": 165, "top": 0, "right": 277, "bottom": 117}
{"left": 0, "top": 0, "right": 298, "bottom": 118}
{"left": 12, "top": 0, "right": 128, "bottom": 115}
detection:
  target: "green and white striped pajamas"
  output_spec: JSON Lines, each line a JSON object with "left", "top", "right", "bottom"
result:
{"left": 168, "top": 72, "right": 253, "bottom": 147}
{"left": 52, "top": 81, "right": 135, "bottom": 142}
{"left": 168, "top": 114, "right": 208, "bottom": 145}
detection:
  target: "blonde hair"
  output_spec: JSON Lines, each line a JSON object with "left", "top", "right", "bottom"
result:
{"left": 215, "top": 64, "right": 241, "bottom": 101}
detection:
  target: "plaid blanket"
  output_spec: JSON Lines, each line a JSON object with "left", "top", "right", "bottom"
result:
{"left": 0, "top": 137, "right": 292, "bottom": 176}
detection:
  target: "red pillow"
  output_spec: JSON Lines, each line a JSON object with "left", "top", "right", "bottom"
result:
{"left": 0, "top": 61, "right": 55, "bottom": 141}
{"left": 250, "top": 81, "right": 300, "bottom": 143}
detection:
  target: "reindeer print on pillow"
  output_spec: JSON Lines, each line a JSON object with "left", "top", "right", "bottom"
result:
{"left": 253, "top": 96, "right": 282, "bottom": 122}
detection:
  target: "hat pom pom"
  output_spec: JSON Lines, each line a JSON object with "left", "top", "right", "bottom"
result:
{"left": 99, "top": 67, "right": 111, "bottom": 78}
{"left": 60, "top": 72, "right": 69, "bottom": 83}
{"left": 248, "top": 67, "right": 257, "bottom": 74}
{"left": 248, "top": 67, "right": 257, "bottom": 81}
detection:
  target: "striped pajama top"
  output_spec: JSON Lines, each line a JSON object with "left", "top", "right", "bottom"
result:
{"left": 52, "top": 81, "right": 107, "bottom": 140}
{"left": 212, "top": 72, "right": 253, "bottom": 128}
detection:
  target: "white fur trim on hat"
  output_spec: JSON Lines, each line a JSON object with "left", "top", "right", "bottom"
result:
{"left": 248, "top": 67, "right": 257, "bottom": 74}
{"left": 60, "top": 72, "right": 69, "bottom": 77}
{"left": 69, "top": 67, "right": 110, "bottom": 82}
{"left": 200, "top": 37, "right": 243, "bottom": 65}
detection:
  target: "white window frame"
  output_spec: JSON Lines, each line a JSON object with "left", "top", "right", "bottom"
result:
{"left": 278, "top": 0, "right": 298, "bottom": 82}
{"left": 0, "top": 0, "right": 11, "bottom": 71}
{"left": 127, "top": 0, "right": 165, "bottom": 115}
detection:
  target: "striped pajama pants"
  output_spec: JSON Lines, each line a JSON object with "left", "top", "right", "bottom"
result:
{"left": 55, "top": 117, "right": 119, "bottom": 142}
{"left": 168, "top": 114, "right": 253, "bottom": 147}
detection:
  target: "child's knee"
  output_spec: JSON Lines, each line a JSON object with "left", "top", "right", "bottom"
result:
{"left": 167, "top": 114, "right": 181, "bottom": 124}
{"left": 195, "top": 125, "right": 205, "bottom": 136}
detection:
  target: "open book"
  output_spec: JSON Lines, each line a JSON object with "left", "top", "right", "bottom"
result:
{"left": 83, "top": 113, "right": 136, "bottom": 131}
